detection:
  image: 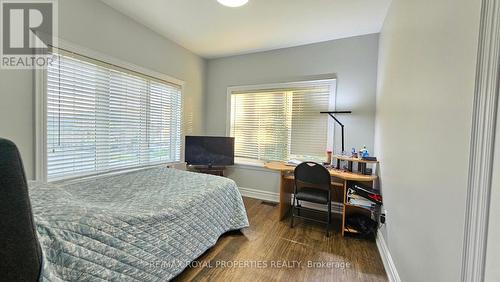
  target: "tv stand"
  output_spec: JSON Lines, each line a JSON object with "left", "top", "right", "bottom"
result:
{"left": 189, "top": 165, "right": 226, "bottom": 177}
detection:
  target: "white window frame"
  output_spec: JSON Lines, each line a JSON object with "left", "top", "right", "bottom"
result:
{"left": 35, "top": 39, "right": 185, "bottom": 182}
{"left": 226, "top": 79, "right": 337, "bottom": 166}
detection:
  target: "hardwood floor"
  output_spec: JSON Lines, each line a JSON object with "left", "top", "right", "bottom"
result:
{"left": 174, "top": 197, "right": 388, "bottom": 282}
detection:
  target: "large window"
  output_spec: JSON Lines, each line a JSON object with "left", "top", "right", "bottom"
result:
{"left": 229, "top": 80, "right": 335, "bottom": 162}
{"left": 43, "top": 51, "right": 182, "bottom": 181}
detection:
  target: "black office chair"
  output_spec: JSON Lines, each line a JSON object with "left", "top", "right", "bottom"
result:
{"left": 0, "top": 138, "right": 43, "bottom": 281}
{"left": 290, "top": 162, "right": 332, "bottom": 237}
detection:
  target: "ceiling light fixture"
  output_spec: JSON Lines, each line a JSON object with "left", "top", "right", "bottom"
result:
{"left": 217, "top": 0, "right": 248, "bottom": 8}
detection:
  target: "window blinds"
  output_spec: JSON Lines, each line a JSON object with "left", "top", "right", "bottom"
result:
{"left": 230, "top": 81, "right": 334, "bottom": 162}
{"left": 46, "top": 52, "right": 182, "bottom": 181}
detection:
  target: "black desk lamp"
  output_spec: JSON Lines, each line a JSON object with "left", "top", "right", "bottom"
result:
{"left": 320, "top": 111, "right": 352, "bottom": 153}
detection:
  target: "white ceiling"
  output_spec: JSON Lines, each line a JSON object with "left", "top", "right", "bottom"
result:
{"left": 101, "top": 0, "right": 391, "bottom": 58}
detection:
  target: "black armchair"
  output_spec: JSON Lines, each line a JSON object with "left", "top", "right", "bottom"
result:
{"left": 0, "top": 138, "right": 42, "bottom": 281}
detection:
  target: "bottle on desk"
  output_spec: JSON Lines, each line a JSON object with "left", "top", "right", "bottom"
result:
{"left": 351, "top": 147, "right": 358, "bottom": 158}
{"left": 360, "top": 145, "right": 369, "bottom": 158}
{"left": 326, "top": 150, "right": 332, "bottom": 165}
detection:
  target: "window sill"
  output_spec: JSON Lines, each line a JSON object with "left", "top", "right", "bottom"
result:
{"left": 232, "top": 158, "right": 277, "bottom": 172}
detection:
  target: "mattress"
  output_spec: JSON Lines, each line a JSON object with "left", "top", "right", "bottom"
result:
{"left": 28, "top": 167, "right": 249, "bottom": 281}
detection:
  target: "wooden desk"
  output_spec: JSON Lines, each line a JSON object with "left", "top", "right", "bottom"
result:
{"left": 264, "top": 162, "right": 378, "bottom": 236}
{"left": 265, "top": 162, "right": 377, "bottom": 181}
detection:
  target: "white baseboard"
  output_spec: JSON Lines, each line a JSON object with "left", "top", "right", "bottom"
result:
{"left": 376, "top": 233, "right": 401, "bottom": 282}
{"left": 238, "top": 187, "right": 343, "bottom": 214}
{"left": 238, "top": 187, "right": 279, "bottom": 202}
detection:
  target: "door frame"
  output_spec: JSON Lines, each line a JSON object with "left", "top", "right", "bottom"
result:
{"left": 461, "top": 0, "right": 500, "bottom": 281}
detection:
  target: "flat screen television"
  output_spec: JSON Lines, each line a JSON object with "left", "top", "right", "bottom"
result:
{"left": 185, "top": 136, "right": 235, "bottom": 167}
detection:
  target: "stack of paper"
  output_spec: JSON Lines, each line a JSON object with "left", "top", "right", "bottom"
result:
{"left": 347, "top": 189, "right": 375, "bottom": 208}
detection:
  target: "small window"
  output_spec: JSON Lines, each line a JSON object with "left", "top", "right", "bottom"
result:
{"left": 43, "top": 51, "right": 182, "bottom": 181}
{"left": 229, "top": 80, "right": 336, "bottom": 162}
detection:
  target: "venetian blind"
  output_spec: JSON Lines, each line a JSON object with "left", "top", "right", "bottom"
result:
{"left": 46, "top": 52, "right": 182, "bottom": 180}
{"left": 230, "top": 81, "right": 334, "bottom": 162}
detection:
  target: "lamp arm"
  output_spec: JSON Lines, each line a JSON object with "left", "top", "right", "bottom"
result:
{"left": 328, "top": 113, "right": 345, "bottom": 128}
{"left": 320, "top": 111, "right": 352, "bottom": 154}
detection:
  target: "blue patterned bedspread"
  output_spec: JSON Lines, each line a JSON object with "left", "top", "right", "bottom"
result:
{"left": 28, "top": 167, "right": 249, "bottom": 281}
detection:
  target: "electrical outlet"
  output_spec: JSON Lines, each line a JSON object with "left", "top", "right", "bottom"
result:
{"left": 380, "top": 209, "right": 387, "bottom": 224}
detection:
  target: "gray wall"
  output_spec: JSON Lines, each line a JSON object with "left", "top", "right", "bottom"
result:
{"left": 374, "top": 0, "right": 481, "bottom": 281}
{"left": 0, "top": 0, "right": 206, "bottom": 179}
{"left": 206, "top": 34, "right": 379, "bottom": 193}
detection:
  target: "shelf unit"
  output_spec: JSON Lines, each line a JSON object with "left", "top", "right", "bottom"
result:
{"left": 332, "top": 156, "right": 380, "bottom": 236}
{"left": 332, "top": 155, "right": 379, "bottom": 175}
{"left": 341, "top": 181, "right": 379, "bottom": 237}
{"left": 188, "top": 165, "right": 226, "bottom": 177}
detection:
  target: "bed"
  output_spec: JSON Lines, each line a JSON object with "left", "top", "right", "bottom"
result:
{"left": 28, "top": 167, "right": 249, "bottom": 281}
